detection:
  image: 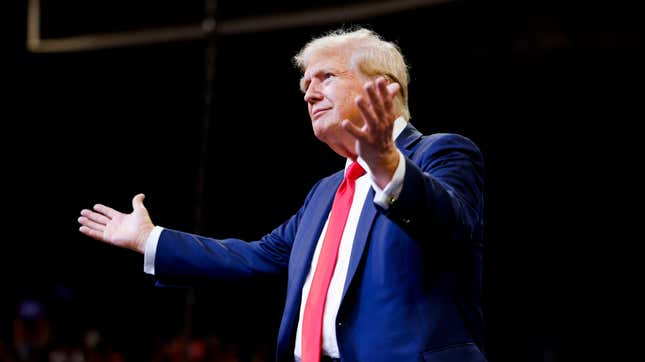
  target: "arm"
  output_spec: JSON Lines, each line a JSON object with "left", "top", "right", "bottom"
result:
{"left": 339, "top": 76, "right": 484, "bottom": 241}
{"left": 386, "top": 134, "right": 485, "bottom": 243}
{"left": 152, "top": 178, "right": 326, "bottom": 284}
{"left": 79, "top": 180, "right": 324, "bottom": 283}
{"left": 78, "top": 194, "right": 295, "bottom": 286}
{"left": 152, "top": 204, "right": 305, "bottom": 283}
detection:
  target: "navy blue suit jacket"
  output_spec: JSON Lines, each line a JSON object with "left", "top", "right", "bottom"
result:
{"left": 154, "top": 124, "right": 487, "bottom": 362}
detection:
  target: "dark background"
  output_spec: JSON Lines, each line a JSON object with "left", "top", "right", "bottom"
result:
{"left": 4, "top": 0, "right": 642, "bottom": 361}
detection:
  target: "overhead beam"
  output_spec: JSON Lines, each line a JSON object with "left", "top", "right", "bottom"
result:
{"left": 27, "top": 0, "right": 452, "bottom": 53}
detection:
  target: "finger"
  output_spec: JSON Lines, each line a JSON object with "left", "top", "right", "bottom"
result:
{"left": 365, "top": 80, "right": 386, "bottom": 121}
{"left": 356, "top": 95, "right": 377, "bottom": 128}
{"left": 377, "top": 78, "right": 395, "bottom": 111}
{"left": 132, "top": 193, "right": 146, "bottom": 211}
{"left": 79, "top": 226, "right": 105, "bottom": 241}
{"left": 341, "top": 119, "right": 366, "bottom": 141}
{"left": 93, "top": 204, "right": 118, "bottom": 219}
{"left": 78, "top": 216, "right": 106, "bottom": 233}
{"left": 80, "top": 209, "right": 110, "bottom": 225}
{"left": 386, "top": 82, "right": 401, "bottom": 98}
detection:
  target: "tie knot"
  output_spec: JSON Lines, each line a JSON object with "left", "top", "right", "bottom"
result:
{"left": 346, "top": 162, "right": 366, "bottom": 181}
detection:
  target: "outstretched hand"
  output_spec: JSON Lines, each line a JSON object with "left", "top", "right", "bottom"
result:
{"left": 78, "top": 193, "right": 154, "bottom": 254}
{"left": 342, "top": 76, "right": 401, "bottom": 188}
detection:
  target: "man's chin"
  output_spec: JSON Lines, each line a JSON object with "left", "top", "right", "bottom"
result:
{"left": 312, "top": 128, "right": 329, "bottom": 143}
{"left": 312, "top": 119, "right": 334, "bottom": 137}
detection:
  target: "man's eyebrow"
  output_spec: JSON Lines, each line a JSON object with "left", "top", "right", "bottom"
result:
{"left": 300, "top": 68, "right": 340, "bottom": 92}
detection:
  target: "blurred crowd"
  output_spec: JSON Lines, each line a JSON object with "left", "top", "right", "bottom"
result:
{"left": 0, "top": 294, "right": 271, "bottom": 362}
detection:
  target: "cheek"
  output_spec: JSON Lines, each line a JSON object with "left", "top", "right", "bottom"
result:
{"left": 334, "top": 95, "right": 353, "bottom": 115}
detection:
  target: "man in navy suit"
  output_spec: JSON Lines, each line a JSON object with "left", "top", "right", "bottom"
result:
{"left": 79, "top": 28, "right": 486, "bottom": 362}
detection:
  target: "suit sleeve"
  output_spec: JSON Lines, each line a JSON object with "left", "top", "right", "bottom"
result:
{"left": 153, "top": 179, "right": 324, "bottom": 285}
{"left": 383, "top": 133, "right": 485, "bottom": 244}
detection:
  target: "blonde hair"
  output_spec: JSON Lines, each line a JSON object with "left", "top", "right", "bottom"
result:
{"left": 294, "top": 27, "right": 411, "bottom": 121}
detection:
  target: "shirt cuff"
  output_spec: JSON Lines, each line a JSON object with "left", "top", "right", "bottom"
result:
{"left": 372, "top": 150, "right": 406, "bottom": 209}
{"left": 143, "top": 226, "right": 164, "bottom": 275}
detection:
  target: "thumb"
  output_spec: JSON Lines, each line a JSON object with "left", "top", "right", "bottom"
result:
{"left": 132, "top": 193, "right": 146, "bottom": 211}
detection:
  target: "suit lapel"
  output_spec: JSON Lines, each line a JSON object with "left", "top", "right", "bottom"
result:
{"left": 341, "top": 187, "right": 378, "bottom": 301}
{"left": 291, "top": 176, "right": 339, "bottom": 292}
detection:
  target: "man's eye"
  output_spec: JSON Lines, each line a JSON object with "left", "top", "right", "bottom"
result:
{"left": 324, "top": 73, "right": 334, "bottom": 79}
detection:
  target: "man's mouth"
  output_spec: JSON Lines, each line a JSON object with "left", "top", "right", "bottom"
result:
{"left": 312, "top": 108, "right": 330, "bottom": 119}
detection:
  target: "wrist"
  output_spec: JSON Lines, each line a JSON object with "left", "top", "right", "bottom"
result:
{"left": 371, "top": 149, "right": 400, "bottom": 189}
{"left": 135, "top": 224, "right": 154, "bottom": 254}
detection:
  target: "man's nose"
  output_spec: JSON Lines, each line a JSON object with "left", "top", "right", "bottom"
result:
{"left": 304, "top": 81, "right": 322, "bottom": 103}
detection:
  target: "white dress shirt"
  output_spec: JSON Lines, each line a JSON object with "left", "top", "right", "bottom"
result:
{"left": 144, "top": 117, "right": 408, "bottom": 360}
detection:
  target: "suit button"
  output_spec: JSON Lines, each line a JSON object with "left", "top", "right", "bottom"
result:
{"left": 337, "top": 322, "right": 342, "bottom": 326}
{"left": 402, "top": 218, "right": 411, "bottom": 224}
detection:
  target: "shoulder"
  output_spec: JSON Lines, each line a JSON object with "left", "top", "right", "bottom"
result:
{"left": 424, "top": 132, "right": 479, "bottom": 148}
{"left": 417, "top": 132, "right": 483, "bottom": 160}
{"left": 398, "top": 124, "right": 481, "bottom": 155}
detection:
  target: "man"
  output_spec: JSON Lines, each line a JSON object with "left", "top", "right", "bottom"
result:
{"left": 78, "top": 28, "right": 486, "bottom": 362}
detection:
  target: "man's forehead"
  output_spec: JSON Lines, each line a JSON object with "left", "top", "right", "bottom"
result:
{"left": 303, "top": 51, "right": 349, "bottom": 77}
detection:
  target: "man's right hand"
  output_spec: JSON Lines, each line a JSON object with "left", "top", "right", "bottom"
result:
{"left": 78, "top": 193, "right": 154, "bottom": 254}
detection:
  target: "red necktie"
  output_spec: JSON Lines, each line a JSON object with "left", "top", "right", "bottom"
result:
{"left": 301, "top": 161, "right": 366, "bottom": 362}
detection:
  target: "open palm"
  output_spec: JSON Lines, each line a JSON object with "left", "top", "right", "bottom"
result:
{"left": 78, "top": 193, "right": 154, "bottom": 253}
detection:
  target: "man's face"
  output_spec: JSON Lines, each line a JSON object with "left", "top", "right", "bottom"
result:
{"left": 301, "top": 51, "right": 366, "bottom": 157}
